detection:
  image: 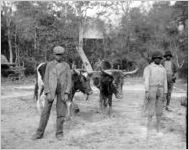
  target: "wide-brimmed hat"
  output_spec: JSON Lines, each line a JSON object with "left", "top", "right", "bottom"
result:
{"left": 151, "top": 51, "right": 163, "bottom": 59}
{"left": 53, "top": 46, "right": 65, "bottom": 54}
{"left": 164, "top": 51, "right": 173, "bottom": 57}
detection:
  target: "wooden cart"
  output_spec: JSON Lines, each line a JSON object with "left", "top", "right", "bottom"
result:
{"left": 7, "top": 65, "right": 25, "bottom": 81}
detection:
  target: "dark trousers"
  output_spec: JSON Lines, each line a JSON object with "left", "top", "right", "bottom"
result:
{"left": 166, "top": 81, "right": 173, "bottom": 107}
{"left": 36, "top": 93, "right": 67, "bottom": 136}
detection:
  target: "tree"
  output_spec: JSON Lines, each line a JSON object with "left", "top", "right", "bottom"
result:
{"left": 172, "top": 1, "right": 188, "bottom": 79}
{"left": 1, "top": 1, "right": 187, "bottom": 77}
{"left": 1, "top": 1, "right": 14, "bottom": 63}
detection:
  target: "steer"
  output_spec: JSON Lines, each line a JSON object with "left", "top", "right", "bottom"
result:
{"left": 90, "top": 60, "right": 138, "bottom": 116}
{"left": 34, "top": 62, "right": 93, "bottom": 119}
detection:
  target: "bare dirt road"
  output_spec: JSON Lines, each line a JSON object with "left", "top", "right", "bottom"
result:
{"left": 1, "top": 78, "right": 187, "bottom": 149}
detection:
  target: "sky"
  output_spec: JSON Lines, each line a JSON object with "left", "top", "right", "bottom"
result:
{"left": 7, "top": 0, "right": 177, "bottom": 27}
{"left": 86, "top": 1, "right": 148, "bottom": 26}
{"left": 86, "top": 1, "right": 176, "bottom": 26}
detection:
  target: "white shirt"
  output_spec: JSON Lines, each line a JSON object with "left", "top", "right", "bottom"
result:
{"left": 143, "top": 62, "right": 167, "bottom": 93}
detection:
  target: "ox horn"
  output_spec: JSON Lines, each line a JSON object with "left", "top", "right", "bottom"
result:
{"left": 76, "top": 68, "right": 87, "bottom": 72}
{"left": 72, "top": 65, "right": 80, "bottom": 74}
{"left": 88, "top": 68, "right": 121, "bottom": 75}
{"left": 101, "top": 70, "right": 114, "bottom": 75}
{"left": 122, "top": 66, "right": 139, "bottom": 76}
{"left": 73, "top": 69, "right": 80, "bottom": 74}
{"left": 87, "top": 70, "right": 101, "bottom": 74}
{"left": 87, "top": 69, "right": 107, "bottom": 78}
{"left": 87, "top": 67, "right": 139, "bottom": 76}
{"left": 99, "top": 66, "right": 122, "bottom": 75}
{"left": 99, "top": 67, "right": 113, "bottom": 75}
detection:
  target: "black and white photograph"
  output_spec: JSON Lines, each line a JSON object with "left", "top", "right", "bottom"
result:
{"left": 1, "top": 1, "right": 188, "bottom": 149}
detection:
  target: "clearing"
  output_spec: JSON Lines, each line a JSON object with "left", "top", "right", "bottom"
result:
{"left": 1, "top": 78, "right": 187, "bottom": 149}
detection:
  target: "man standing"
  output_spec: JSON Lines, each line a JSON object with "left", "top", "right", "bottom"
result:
{"left": 143, "top": 51, "right": 167, "bottom": 136}
{"left": 162, "top": 51, "right": 177, "bottom": 111}
{"left": 32, "top": 46, "right": 72, "bottom": 140}
{"left": 142, "top": 58, "right": 152, "bottom": 116}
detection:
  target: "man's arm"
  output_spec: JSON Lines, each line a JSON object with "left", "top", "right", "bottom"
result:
{"left": 164, "top": 69, "right": 168, "bottom": 94}
{"left": 44, "top": 62, "right": 51, "bottom": 95}
{"left": 143, "top": 66, "right": 150, "bottom": 92}
{"left": 65, "top": 63, "right": 72, "bottom": 94}
{"left": 172, "top": 61, "right": 178, "bottom": 74}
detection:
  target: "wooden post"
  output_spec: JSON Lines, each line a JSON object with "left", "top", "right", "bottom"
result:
{"left": 15, "top": 25, "right": 20, "bottom": 67}
{"left": 76, "top": 21, "right": 93, "bottom": 72}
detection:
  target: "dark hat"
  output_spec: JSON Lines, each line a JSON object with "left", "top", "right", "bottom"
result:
{"left": 164, "top": 51, "right": 173, "bottom": 57}
{"left": 151, "top": 51, "right": 163, "bottom": 59}
{"left": 53, "top": 46, "right": 65, "bottom": 54}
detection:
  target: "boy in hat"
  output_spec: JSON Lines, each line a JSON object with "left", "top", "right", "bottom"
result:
{"left": 143, "top": 51, "right": 167, "bottom": 136}
{"left": 32, "top": 46, "right": 72, "bottom": 140}
{"left": 162, "top": 51, "right": 177, "bottom": 111}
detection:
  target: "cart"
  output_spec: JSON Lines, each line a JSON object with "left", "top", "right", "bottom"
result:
{"left": 7, "top": 65, "right": 25, "bottom": 81}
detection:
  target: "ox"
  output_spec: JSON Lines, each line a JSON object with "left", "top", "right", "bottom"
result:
{"left": 34, "top": 62, "right": 93, "bottom": 119}
{"left": 90, "top": 60, "right": 138, "bottom": 116}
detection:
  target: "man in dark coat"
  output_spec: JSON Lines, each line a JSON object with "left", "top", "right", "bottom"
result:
{"left": 32, "top": 46, "right": 72, "bottom": 140}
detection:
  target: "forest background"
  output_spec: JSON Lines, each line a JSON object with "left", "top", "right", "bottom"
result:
{"left": 1, "top": 1, "right": 188, "bottom": 79}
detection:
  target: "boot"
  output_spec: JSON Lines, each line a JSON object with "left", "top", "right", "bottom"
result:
{"left": 165, "top": 106, "right": 172, "bottom": 111}
{"left": 31, "top": 133, "right": 43, "bottom": 140}
{"left": 56, "top": 134, "right": 63, "bottom": 140}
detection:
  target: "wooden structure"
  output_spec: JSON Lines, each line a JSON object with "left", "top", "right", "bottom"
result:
{"left": 1, "top": 54, "right": 25, "bottom": 81}
{"left": 77, "top": 19, "right": 104, "bottom": 72}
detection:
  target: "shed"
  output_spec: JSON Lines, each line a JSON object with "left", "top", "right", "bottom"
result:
{"left": 83, "top": 19, "right": 104, "bottom": 39}
{"left": 83, "top": 19, "right": 105, "bottom": 62}
{"left": 77, "top": 18, "right": 105, "bottom": 71}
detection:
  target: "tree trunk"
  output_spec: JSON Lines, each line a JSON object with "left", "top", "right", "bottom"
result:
{"left": 34, "top": 26, "right": 37, "bottom": 53}
{"left": 3, "top": 2, "right": 13, "bottom": 64}
{"left": 172, "top": 41, "right": 185, "bottom": 69}
{"left": 175, "top": 50, "right": 184, "bottom": 69}
{"left": 7, "top": 23, "right": 13, "bottom": 64}
{"left": 76, "top": 21, "right": 93, "bottom": 72}
{"left": 15, "top": 25, "right": 19, "bottom": 66}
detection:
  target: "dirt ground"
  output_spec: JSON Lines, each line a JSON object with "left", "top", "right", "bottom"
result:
{"left": 1, "top": 78, "right": 187, "bottom": 149}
